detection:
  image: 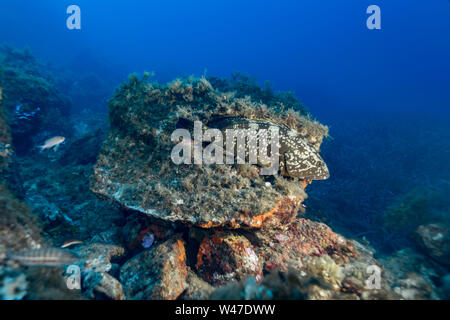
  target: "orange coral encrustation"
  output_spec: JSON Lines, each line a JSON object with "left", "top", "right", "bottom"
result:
{"left": 199, "top": 197, "right": 302, "bottom": 229}
{"left": 248, "top": 197, "right": 302, "bottom": 228}
{"left": 302, "top": 179, "right": 312, "bottom": 189}
{"left": 172, "top": 238, "right": 187, "bottom": 296}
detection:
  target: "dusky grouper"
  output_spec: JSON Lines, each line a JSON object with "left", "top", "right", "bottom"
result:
{"left": 176, "top": 116, "right": 330, "bottom": 181}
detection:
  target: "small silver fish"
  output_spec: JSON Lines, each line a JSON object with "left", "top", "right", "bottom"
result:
{"left": 8, "top": 248, "right": 79, "bottom": 267}
{"left": 39, "top": 136, "right": 65, "bottom": 151}
{"left": 60, "top": 240, "right": 84, "bottom": 248}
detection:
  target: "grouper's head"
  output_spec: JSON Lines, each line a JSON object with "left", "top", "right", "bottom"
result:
{"left": 282, "top": 137, "right": 330, "bottom": 180}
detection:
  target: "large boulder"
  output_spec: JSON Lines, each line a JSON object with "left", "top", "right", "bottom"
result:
{"left": 91, "top": 75, "right": 328, "bottom": 229}
{"left": 120, "top": 235, "right": 188, "bottom": 300}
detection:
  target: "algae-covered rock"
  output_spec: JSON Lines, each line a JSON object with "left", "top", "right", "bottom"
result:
{"left": 210, "top": 240, "right": 402, "bottom": 300}
{"left": 18, "top": 154, "right": 123, "bottom": 243}
{"left": 208, "top": 72, "right": 309, "bottom": 116}
{"left": 249, "top": 218, "right": 359, "bottom": 273}
{"left": 120, "top": 235, "right": 188, "bottom": 300}
{"left": 414, "top": 224, "right": 450, "bottom": 266}
{"left": 0, "top": 184, "right": 44, "bottom": 261}
{"left": 0, "top": 82, "right": 13, "bottom": 172}
{"left": 196, "top": 231, "right": 263, "bottom": 285}
{"left": 181, "top": 269, "right": 215, "bottom": 300}
{"left": 90, "top": 272, "right": 125, "bottom": 300}
{"left": 58, "top": 128, "right": 106, "bottom": 166}
{"left": 210, "top": 268, "right": 327, "bottom": 300}
{"left": 0, "top": 186, "right": 85, "bottom": 300}
{"left": 0, "top": 45, "right": 71, "bottom": 153}
{"left": 379, "top": 247, "right": 443, "bottom": 299}
{"left": 91, "top": 75, "right": 328, "bottom": 229}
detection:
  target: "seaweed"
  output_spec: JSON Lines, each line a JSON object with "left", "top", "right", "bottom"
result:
{"left": 208, "top": 72, "right": 309, "bottom": 116}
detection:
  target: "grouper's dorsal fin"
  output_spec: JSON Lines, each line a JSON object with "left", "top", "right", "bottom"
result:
{"left": 176, "top": 118, "right": 197, "bottom": 131}
{"left": 206, "top": 115, "right": 246, "bottom": 129}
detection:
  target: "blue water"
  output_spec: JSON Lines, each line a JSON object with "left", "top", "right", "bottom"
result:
{"left": 1, "top": 0, "right": 449, "bottom": 117}
{"left": 1, "top": 1, "right": 449, "bottom": 251}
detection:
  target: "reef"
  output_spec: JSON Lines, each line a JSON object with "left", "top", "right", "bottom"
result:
{"left": 413, "top": 224, "right": 449, "bottom": 267}
{"left": 0, "top": 79, "right": 84, "bottom": 299}
{"left": 0, "top": 79, "right": 12, "bottom": 171}
{"left": 88, "top": 74, "right": 410, "bottom": 300}
{"left": 0, "top": 45, "right": 71, "bottom": 154}
{"left": 1, "top": 46, "right": 447, "bottom": 299}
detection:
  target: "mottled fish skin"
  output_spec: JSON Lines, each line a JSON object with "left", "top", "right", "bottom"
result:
{"left": 8, "top": 248, "right": 79, "bottom": 267}
{"left": 206, "top": 116, "right": 330, "bottom": 180}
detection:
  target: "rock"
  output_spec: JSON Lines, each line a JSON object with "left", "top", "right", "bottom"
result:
{"left": 0, "top": 81, "right": 23, "bottom": 198}
{"left": 23, "top": 267, "right": 85, "bottom": 300}
{"left": 120, "top": 235, "right": 188, "bottom": 300}
{"left": 440, "top": 274, "right": 450, "bottom": 299}
{"left": 339, "top": 241, "right": 400, "bottom": 300}
{"left": 394, "top": 272, "right": 435, "bottom": 300}
{"left": 18, "top": 155, "right": 123, "bottom": 243}
{"left": 196, "top": 231, "right": 263, "bottom": 285}
{"left": 0, "top": 185, "right": 86, "bottom": 300}
{"left": 92, "top": 272, "right": 125, "bottom": 300}
{"left": 0, "top": 45, "right": 71, "bottom": 154}
{"left": 0, "top": 267, "right": 28, "bottom": 300}
{"left": 90, "top": 75, "right": 326, "bottom": 229}
{"left": 414, "top": 224, "right": 450, "bottom": 266}
{"left": 250, "top": 218, "right": 359, "bottom": 273}
{"left": 58, "top": 128, "right": 106, "bottom": 166}
{"left": 210, "top": 268, "right": 332, "bottom": 300}
{"left": 380, "top": 247, "right": 441, "bottom": 299}
{"left": 210, "top": 240, "right": 402, "bottom": 300}
{"left": 74, "top": 243, "right": 125, "bottom": 300}
{"left": 0, "top": 82, "right": 12, "bottom": 173}
{"left": 121, "top": 212, "right": 174, "bottom": 251}
{"left": 181, "top": 269, "right": 215, "bottom": 300}
{"left": 0, "top": 184, "right": 44, "bottom": 263}
{"left": 75, "top": 243, "right": 125, "bottom": 273}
